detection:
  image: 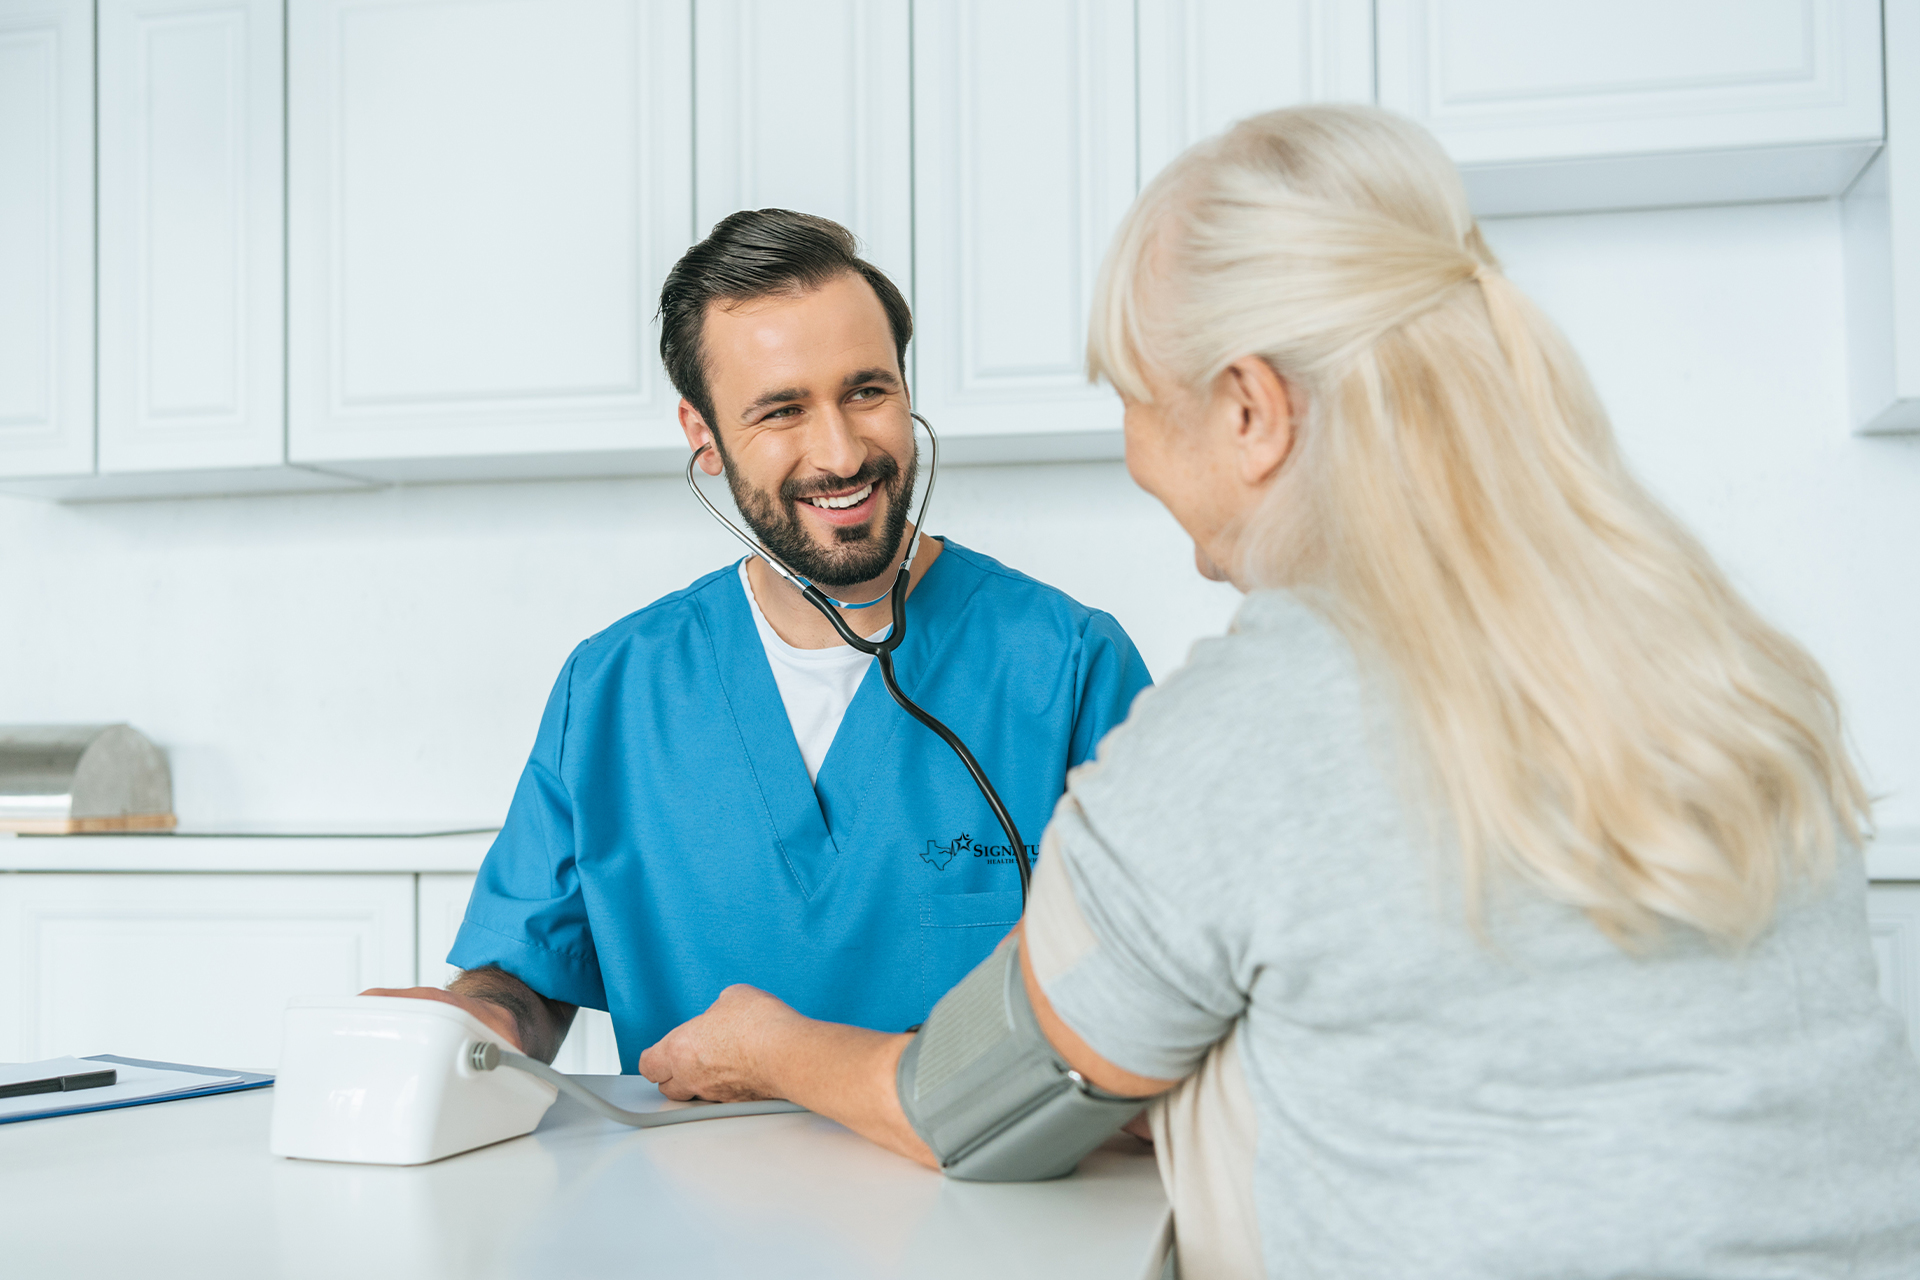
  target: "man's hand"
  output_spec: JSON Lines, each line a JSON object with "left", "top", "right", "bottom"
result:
{"left": 359, "top": 966, "right": 577, "bottom": 1063}
{"left": 359, "top": 986, "right": 524, "bottom": 1051}
{"left": 638, "top": 984, "right": 798, "bottom": 1102}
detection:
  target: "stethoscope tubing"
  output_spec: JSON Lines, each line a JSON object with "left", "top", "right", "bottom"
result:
{"left": 684, "top": 412, "right": 1032, "bottom": 904}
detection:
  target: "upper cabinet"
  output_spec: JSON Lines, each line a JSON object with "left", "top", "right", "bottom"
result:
{"left": 693, "top": 0, "right": 911, "bottom": 302}
{"left": 909, "top": 0, "right": 1376, "bottom": 464}
{"left": 0, "top": 0, "right": 93, "bottom": 482}
{"left": 97, "top": 0, "right": 288, "bottom": 477}
{"left": 0, "top": 0, "right": 1908, "bottom": 500}
{"left": 286, "top": 0, "right": 694, "bottom": 483}
{"left": 1379, "top": 0, "right": 1886, "bottom": 216}
{"left": 1843, "top": 0, "right": 1920, "bottom": 434}
{"left": 4, "top": 0, "right": 362, "bottom": 499}
{"left": 911, "top": 0, "right": 1137, "bottom": 461}
{"left": 1138, "top": 0, "right": 1375, "bottom": 178}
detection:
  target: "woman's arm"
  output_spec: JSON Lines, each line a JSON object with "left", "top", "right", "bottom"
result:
{"left": 637, "top": 984, "right": 937, "bottom": 1168}
{"left": 636, "top": 926, "right": 1176, "bottom": 1171}
{"left": 1014, "top": 923, "right": 1179, "bottom": 1098}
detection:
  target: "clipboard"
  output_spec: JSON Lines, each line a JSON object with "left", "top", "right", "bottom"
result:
{"left": 0, "top": 1054, "right": 273, "bottom": 1125}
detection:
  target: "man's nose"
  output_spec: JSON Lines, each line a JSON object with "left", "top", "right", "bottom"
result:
{"left": 803, "top": 404, "right": 866, "bottom": 480}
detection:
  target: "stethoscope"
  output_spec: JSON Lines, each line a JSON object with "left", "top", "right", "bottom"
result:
{"left": 685, "top": 412, "right": 1032, "bottom": 904}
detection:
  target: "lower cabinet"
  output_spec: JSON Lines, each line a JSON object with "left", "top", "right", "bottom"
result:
{"left": 0, "top": 874, "right": 413, "bottom": 1069}
{"left": 1869, "top": 884, "right": 1920, "bottom": 1058}
{"left": 0, "top": 871, "right": 622, "bottom": 1073}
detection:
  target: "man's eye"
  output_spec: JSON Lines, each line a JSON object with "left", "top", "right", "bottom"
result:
{"left": 849, "top": 386, "right": 881, "bottom": 401}
{"left": 764, "top": 406, "right": 801, "bottom": 420}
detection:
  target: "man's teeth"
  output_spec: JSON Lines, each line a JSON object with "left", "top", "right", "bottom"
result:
{"left": 807, "top": 483, "right": 874, "bottom": 511}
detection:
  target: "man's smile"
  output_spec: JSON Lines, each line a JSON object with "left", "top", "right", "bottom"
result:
{"left": 805, "top": 481, "right": 874, "bottom": 510}
{"left": 799, "top": 480, "right": 883, "bottom": 528}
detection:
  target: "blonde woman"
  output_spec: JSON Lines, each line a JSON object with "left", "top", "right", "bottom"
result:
{"left": 639, "top": 105, "right": 1920, "bottom": 1278}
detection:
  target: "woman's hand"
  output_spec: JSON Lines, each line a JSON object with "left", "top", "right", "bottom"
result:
{"left": 638, "top": 984, "right": 802, "bottom": 1102}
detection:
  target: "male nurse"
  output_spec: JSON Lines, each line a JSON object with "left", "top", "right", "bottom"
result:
{"left": 366, "top": 210, "right": 1152, "bottom": 1070}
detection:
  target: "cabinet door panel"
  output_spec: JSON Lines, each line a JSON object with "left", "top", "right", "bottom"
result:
{"left": 0, "top": 874, "right": 414, "bottom": 1069}
{"left": 911, "top": 0, "right": 1134, "bottom": 454}
{"left": 0, "top": 0, "right": 93, "bottom": 480}
{"left": 289, "top": 0, "right": 693, "bottom": 469}
{"left": 98, "top": 0, "right": 285, "bottom": 473}
{"left": 1138, "top": 0, "right": 1374, "bottom": 180}
{"left": 1869, "top": 884, "right": 1920, "bottom": 1059}
{"left": 695, "top": 0, "right": 911, "bottom": 298}
{"left": 1378, "top": 0, "right": 1882, "bottom": 165}
{"left": 417, "top": 872, "right": 477, "bottom": 990}
{"left": 418, "top": 872, "right": 621, "bottom": 1074}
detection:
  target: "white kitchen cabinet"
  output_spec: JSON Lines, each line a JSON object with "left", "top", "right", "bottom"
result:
{"left": 1377, "top": 0, "right": 1885, "bottom": 216}
{"left": 98, "top": 0, "right": 283, "bottom": 474}
{"left": 1137, "top": 0, "right": 1374, "bottom": 180}
{"left": 416, "top": 871, "right": 475, "bottom": 990}
{"left": 910, "top": 0, "right": 1136, "bottom": 462}
{"left": 0, "top": 873, "right": 414, "bottom": 1070}
{"left": 288, "top": 0, "right": 695, "bottom": 483}
{"left": 7, "top": 1, "right": 1907, "bottom": 500}
{"left": 91, "top": 0, "right": 370, "bottom": 499}
{"left": 0, "top": 0, "right": 93, "bottom": 481}
{"left": 418, "top": 872, "right": 622, "bottom": 1074}
{"left": 1842, "top": 0, "right": 1920, "bottom": 436}
{"left": 694, "top": 0, "right": 911, "bottom": 302}
{"left": 1869, "top": 883, "right": 1920, "bottom": 1059}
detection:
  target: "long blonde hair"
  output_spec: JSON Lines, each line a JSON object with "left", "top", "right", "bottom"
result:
{"left": 1090, "top": 105, "right": 1869, "bottom": 945}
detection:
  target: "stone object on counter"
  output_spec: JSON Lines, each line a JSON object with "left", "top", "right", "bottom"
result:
{"left": 0, "top": 725, "right": 174, "bottom": 834}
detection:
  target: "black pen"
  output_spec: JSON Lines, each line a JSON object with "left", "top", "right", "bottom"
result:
{"left": 0, "top": 1068, "right": 117, "bottom": 1099}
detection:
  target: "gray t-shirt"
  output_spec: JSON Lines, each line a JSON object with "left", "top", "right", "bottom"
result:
{"left": 1033, "top": 590, "right": 1920, "bottom": 1279}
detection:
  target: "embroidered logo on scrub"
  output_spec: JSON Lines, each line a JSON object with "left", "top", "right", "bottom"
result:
{"left": 923, "top": 832, "right": 1038, "bottom": 870}
{"left": 923, "top": 832, "right": 973, "bottom": 870}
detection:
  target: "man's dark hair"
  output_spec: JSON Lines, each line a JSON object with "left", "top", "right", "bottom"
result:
{"left": 658, "top": 209, "right": 913, "bottom": 438}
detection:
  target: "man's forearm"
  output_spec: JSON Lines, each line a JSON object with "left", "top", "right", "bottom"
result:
{"left": 448, "top": 966, "right": 578, "bottom": 1064}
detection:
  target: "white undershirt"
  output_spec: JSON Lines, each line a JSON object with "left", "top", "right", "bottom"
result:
{"left": 737, "top": 560, "right": 883, "bottom": 783}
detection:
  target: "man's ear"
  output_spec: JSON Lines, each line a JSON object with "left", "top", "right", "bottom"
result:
{"left": 678, "top": 399, "right": 725, "bottom": 477}
{"left": 1221, "top": 357, "right": 1295, "bottom": 486}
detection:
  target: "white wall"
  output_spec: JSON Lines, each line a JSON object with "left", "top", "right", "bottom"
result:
{"left": 1, "top": 198, "right": 1916, "bottom": 830}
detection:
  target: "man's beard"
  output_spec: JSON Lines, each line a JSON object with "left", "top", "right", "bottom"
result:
{"left": 724, "top": 447, "right": 918, "bottom": 589}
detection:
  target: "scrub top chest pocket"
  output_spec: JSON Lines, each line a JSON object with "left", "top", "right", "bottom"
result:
{"left": 920, "top": 888, "right": 1024, "bottom": 1011}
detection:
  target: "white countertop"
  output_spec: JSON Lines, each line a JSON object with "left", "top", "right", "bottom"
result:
{"left": 1868, "top": 827, "right": 1920, "bottom": 881}
{"left": 1, "top": 1076, "right": 1170, "bottom": 1280}
{"left": 0, "top": 830, "right": 496, "bottom": 872}
{"left": 4, "top": 825, "right": 1916, "bottom": 879}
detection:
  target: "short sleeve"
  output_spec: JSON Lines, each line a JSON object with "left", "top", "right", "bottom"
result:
{"left": 448, "top": 646, "right": 607, "bottom": 1010}
{"left": 1066, "top": 611, "right": 1153, "bottom": 769}
{"left": 1026, "top": 794, "right": 1244, "bottom": 1082}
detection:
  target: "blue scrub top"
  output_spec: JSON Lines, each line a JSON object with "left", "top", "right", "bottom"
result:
{"left": 449, "top": 539, "right": 1152, "bottom": 1068}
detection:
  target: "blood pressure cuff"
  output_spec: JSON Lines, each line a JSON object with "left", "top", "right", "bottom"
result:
{"left": 895, "top": 937, "right": 1143, "bottom": 1181}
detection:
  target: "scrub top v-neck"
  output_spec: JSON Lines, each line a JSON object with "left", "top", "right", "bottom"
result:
{"left": 737, "top": 558, "right": 881, "bottom": 783}
{"left": 449, "top": 539, "right": 1153, "bottom": 1067}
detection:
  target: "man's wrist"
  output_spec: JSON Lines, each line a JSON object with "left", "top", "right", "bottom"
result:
{"left": 447, "top": 968, "right": 550, "bottom": 1060}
